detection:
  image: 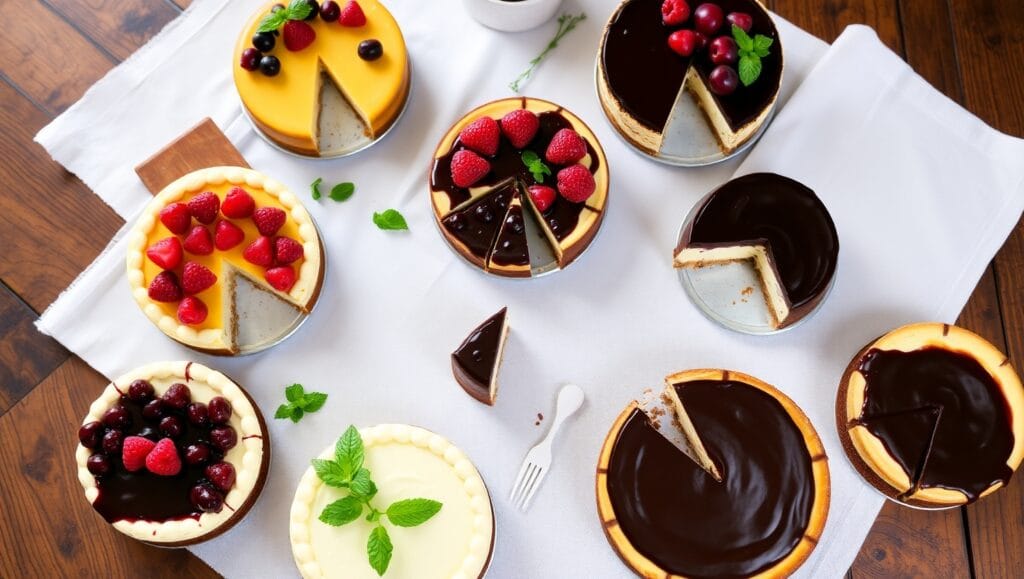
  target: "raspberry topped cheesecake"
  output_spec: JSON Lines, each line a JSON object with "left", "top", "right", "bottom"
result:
{"left": 127, "top": 166, "right": 324, "bottom": 354}
{"left": 75, "top": 361, "right": 269, "bottom": 546}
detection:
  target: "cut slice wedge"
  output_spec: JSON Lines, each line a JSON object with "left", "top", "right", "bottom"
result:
{"left": 849, "top": 406, "right": 942, "bottom": 498}
{"left": 486, "top": 195, "right": 531, "bottom": 277}
{"left": 439, "top": 182, "right": 517, "bottom": 269}
{"left": 451, "top": 308, "right": 509, "bottom": 405}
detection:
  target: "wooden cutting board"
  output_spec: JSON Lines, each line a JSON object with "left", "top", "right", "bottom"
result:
{"left": 134, "top": 118, "right": 249, "bottom": 195}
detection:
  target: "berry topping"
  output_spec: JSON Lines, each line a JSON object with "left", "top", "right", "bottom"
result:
{"left": 159, "top": 202, "right": 191, "bottom": 235}
{"left": 283, "top": 20, "right": 317, "bottom": 52}
{"left": 208, "top": 397, "right": 233, "bottom": 425}
{"left": 252, "top": 31, "right": 275, "bottom": 52}
{"left": 142, "top": 399, "right": 164, "bottom": 421}
{"left": 183, "top": 225, "right": 214, "bottom": 255}
{"left": 87, "top": 453, "right": 112, "bottom": 476}
{"left": 474, "top": 203, "right": 496, "bottom": 223}
{"left": 209, "top": 425, "right": 238, "bottom": 452}
{"left": 450, "top": 150, "right": 491, "bottom": 188}
{"left": 221, "top": 187, "right": 256, "bottom": 219}
{"left": 265, "top": 266, "right": 296, "bottom": 293}
{"left": 693, "top": 3, "right": 724, "bottom": 36}
{"left": 148, "top": 271, "right": 183, "bottom": 303}
{"left": 253, "top": 207, "right": 286, "bottom": 236}
{"left": 243, "top": 236, "right": 275, "bottom": 267}
{"left": 708, "top": 64, "right": 739, "bottom": 95}
{"left": 181, "top": 262, "right": 217, "bottom": 295}
{"left": 78, "top": 421, "right": 104, "bottom": 449}
{"left": 259, "top": 55, "right": 281, "bottom": 77}
{"left": 709, "top": 35, "right": 738, "bottom": 65}
{"left": 187, "top": 402, "right": 210, "bottom": 426}
{"left": 159, "top": 415, "right": 184, "bottom": 438}
{"left": 358, "top": 39, "right": 383, "bottom": 61}
{"left": 661, "top": 0, "right": 691, "bottom": 25}
{"left": 177, "top": 296, "right": 208, "bottom": 325}
{"left": 127, "top": 379, "right": 155, "bottom": 402}
{"left": 205, "top": 462, "right": 237, "bottom": 492}
{"left": 319, "top": 0, "right": 340, "bottom": 21}
{"left": 145, "top": 438, "right": 182, "bottom": 477}
{"left": 303, "top": 0, "right": 320, "bottom": 20}
{"left": 544, "top": 128, "right": 588, "bottom": 165}
{"left": 145, "top": 237, "right": 183, "bottom": 270}
{"left": 726, "top": 11, "right": 753, "bottom": 32}
{"left": 338, "top": 0, "right": 366, "bottom": 26}
{"left": 184, "top": 443, "right": 212, "bottom": 466}
{"left": 162, "top": 383, "right": 191, "bottom": 410}
{"left": 500, "top": 109, "right": 540, "bottom": 149}
{"left": 240, "top": 47, "right": 262, "bottom": 71}
{"left": 101, "top": 429, "right": 124, "bottom": 455}
{"left": 187, "top": 192, "right": 220, "bottom": 225}
{"left": 122, "top": 436, "right": 156, "bottom": 473}
{"left": 274, "top": 237, "right": 304, "bottom": 264}
{"left": 556, "top": 164, "right": 597, "bottom": 203}
{"left": 190, "top": 483, "right": 225, "bottom": 513}
{"left": 214, "top": 219, "right": 245, "bottom": 250}
{"left": 102, "top": 405, "right": 131, "bottom": 429}
{"left": 459, "top": 117, "right": 500, "bottom": 156}
{"left": 668, "top": 29, "right": 702, "bottom": 57}
{"left": 527, "top": 185, "right": 557, "bottom": 213}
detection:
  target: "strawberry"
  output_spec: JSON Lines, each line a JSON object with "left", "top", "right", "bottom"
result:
{"left": 145, "top": 438, "right": 182, "bottom": 476}
{"left": 265, "top": 266, "right": 296, "bottom": 292}
{"left": 187, "top": 192, "right": 220, "bottom": 225}
{"left": 221, "top": 187, "right": 255, "bottom": 219}
{"left": 527, "top": 185, "right": 557, "bottom": 213}
{"left": 458, "top": 117, "right": 500, "bottom": 156}
{"left": 275, "top": 237, "right": 304, "bottom": 264}
{"left": 121, "top": 436, "right": 156, "bottom": 473}
{"left": 500, "top": 109, "right": 540, "bottom": 149}
{"left": 145, "top": 237, "right": 183, "bottom": 270}
{"left": 215, "top": 220, "right": 245, "bottom": 250}
{"left": 450, "top": 150, "right": 491, "bottom": 188}
{"left": 338, "top": 0, "right": 366, "bottom": 26}
{"left": 148, "top": 271, "right": 182, "bottom": 303}
{"left": 556, "top": 164, "right": 596, "bottom": 203}
{"left": 183, "top": 225, "right": 214, "bottom": 255}
{"left": 159, "top": 202, "right": 192, "bottom": 234}
{"left": 544, "top": 128, "right": 588, "bottom": 165}
{"left": 177, "top": 296, "right": 208, "bottom": 325}
{"left": 181, "top": 262, "right": 217, "bottom": 294}
{"left": 662, "top": 0, "right": 691, "bottom": 25}
{"left": 283, "top": 20, "right": 316, "bottom": 52}
{"left": 253, "top": 207, "right": 286, "bottom": 236}
{"left": 243, "top": 236, "right": 275, "bottom": 267}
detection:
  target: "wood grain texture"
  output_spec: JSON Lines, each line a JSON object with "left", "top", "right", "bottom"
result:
{"left": 43, "top": 0, "right": 180, "bottom": 61}
{"left": 771, "top": 0, "right": 903, "bottom": 52}
{"left": 135, "top": 118, "right": 250, "bottom": 194}
{"left": 0, "top": 283, "right": 68, "bottom": 415}
{"left": 852, "top": 503, "right": 971, "bottom": 578}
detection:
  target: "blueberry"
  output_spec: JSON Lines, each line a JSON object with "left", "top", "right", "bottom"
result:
{"left": 260, "top": 55, "right": 281, "bottom": 77}
{"left": 252, "top": 31, "right": 275, "bottom": 53}
{"left": 357, "top": 39, "right": 383, "bottom": 61}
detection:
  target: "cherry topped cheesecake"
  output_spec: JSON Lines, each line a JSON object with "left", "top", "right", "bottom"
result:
{"left": 838, "top": 323, "right": 1024, "bottom": 507}
{"left": 75, "top": 361, "right": 269, "bottom": 546}
{"left": 430, "top": 97, "right": 609, "bottom": 276}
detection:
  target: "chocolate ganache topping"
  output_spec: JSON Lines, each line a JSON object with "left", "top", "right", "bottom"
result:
{"left": 451, "top": 308, "right": 507, "bottom": 396}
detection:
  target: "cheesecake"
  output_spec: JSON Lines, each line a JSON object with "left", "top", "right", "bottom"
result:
{"left": 126, "top": 166, "right": 324, "bottom": 355}
{"left": 75, "top": 361, "right": 269, "bottom": 546}
{"left": 838, "top": 323, "right": 1024, "bottom": 507}
{"left": 451, "top": 307, "right": 509, "bottom": 405}
{"left": 289, "top": 424, "right": 495, "bottom": 578}
{"left": 430, "top": 97, "right": 609, "bottom": 275}
{"left": 234, "top": 0, "right": 410, "bottom": 156}
{"left": 597, "top": 369, "right": 829, "bottom": 578}
{"left": 598, "top": 0, "right": 782, "bottom": 155}
{"left": 674, "top": 173, "right": 839, "bottom": 329}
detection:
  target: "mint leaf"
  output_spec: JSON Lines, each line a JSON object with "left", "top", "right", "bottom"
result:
{"left": 732, "top": 24, "right": 754, "bottom": 52}
{"left": 257, "top": 11, "right": 287, "bottom": 33}
{"left": 311, "top": 178, "right": 322, "bottom": 201}
{"left": 372, "top": 209, "right": 409, "bottom": 231}
{"left": 329, "top": 182, "right": 355, "bottom": 202}
{"left": 336, "top": 426, "right": 365, "bottom": 477}
{"left": 522, "top": 150, "right": 540, "bottom": 165}
{"left": 349, "top": 468, "right": 377, "bottom": 499}
{"left": 274, "top": 404, "right": 296, "bottom": 421}
{"left": 753, "top": 34, "right": 773, "bottom": 57}
{"left": 386, "top": 499, "right": 442, "bottom": 527}
{"left": 301, "top": 391, "right": 328, "bottom": 412}
{"left": 286, "top": 0, "right": 312, "bottom": 20}
{"left": 313, "top": 458, "right": 350, "bottom": 487}
{"left": 320, "top": 496, "right": 364, "bottom": 526}
{"left": 521, "top": 150, "right": 551, "bottom": 184}
{"left": 367, "top": 526, "right": 393, "bottom": 576}
{"left": 738, "top": 55, "right": 762, "bottom": 87}
{"left": 285, "top": 383, "right": 305, "bottom": 403}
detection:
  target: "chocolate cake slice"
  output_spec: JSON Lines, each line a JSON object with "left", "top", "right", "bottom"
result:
{"left": 451, "top": 308, "right": 509, "bottom": 405}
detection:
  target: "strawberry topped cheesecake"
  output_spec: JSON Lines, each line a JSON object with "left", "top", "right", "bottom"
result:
{"left": 127, "top": 166, "right": 324, "bottom": 355}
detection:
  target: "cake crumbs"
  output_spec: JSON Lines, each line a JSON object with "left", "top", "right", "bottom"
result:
{"left": 534, "top": 412, "right": 544, "bottom": 426}
{"left": 741, "top": 286, "right": 754, "bottom": 296}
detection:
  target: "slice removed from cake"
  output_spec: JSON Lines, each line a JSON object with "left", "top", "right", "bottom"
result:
{"left": 451, "top": 308, "right": 509, "bottom": 406}
{"left": 486, "top": 196, "right": 531, "bottom": 277}
{"left": 662, "top": 371, "right": 723, "bottom": 481}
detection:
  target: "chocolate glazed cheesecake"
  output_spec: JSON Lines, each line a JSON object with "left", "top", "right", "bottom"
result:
{"left": 838, "top": 323, "right": 1024, "bottom": 507}
{"left": 597, "top": 369, "right": 829, "bottom": 578}
{"left": 452, "top": 307, "right": 509, "bottom": 405}
{"left": 674, "top": 173, "right": 839, "bottom": 329}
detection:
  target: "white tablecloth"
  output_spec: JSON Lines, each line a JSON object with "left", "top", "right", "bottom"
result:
{"left": 35, "top": 0, "right": 1024, "bottom": 577}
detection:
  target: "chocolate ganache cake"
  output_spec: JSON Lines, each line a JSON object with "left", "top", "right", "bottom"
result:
{"left": 674, "top": 173, "right": 839, "bottom": 329}
{"left": 452, "top": 308, "right": 509, "bottom": 405}
{"left": 839, "top": 323, "right": 1024, "bottom": 507}
{"left": 597, "top": 369, "right": 829, "bottom": 577}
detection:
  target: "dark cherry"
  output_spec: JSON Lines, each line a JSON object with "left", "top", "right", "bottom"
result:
{"left": 259, "top": 55, "right": 281, "bottom": 77}
{"left": 726, "top": 11, "right": 753, "bottom": 32}
{"left": 303, "top": 0, "right": 319, "bottom": 20}
{"left": 252, "top": 31, "right": 275, "bottom": 53}
{"left": 319, "top": 0, "right": 340, "bottom": 21}
{"left": 187, "top": 402, "right": 210, "bottom": 426}
{"left": 159, "top": 415, "right": 185, "bottom": 439}
{"left": 127, "top": 379, "right": 155, "bottom": 402}
{"left": 708, "top": 36, "right": 738, "bottom": 65}
{"left": 668, "top": 29, "right": 702, "bottom": 57}
{"left": 162, "top": 383, "right": 191, "bottom": 410}
{"left": 709, "top": 64, "right": 739, "bottom": 95}
{"left": 102, "top": 405, "right": 131, "bottom": 429}
{"left": 205, "top": 462, "right": 237, "bottom": 492}
{"left": 142, "top": 399, "right": 165, "bottom": 421}
{"left": 209, "top": 426, "right": 238, "bottom": 452}
{"left": 240, "top": 48, "right": 262, "bottom": 71}
{"left": 693, "top": 3, "right": 724, "bottom": 36}
{"left": 358, "top": 39, "right": 383, "bottom": 61}
{"left": 78, "top": 421, "right": 104, "bottom": 449}
{"left": 101, "top": 429, "right": 124, "bottom": 455}
{"left": 208, "top": 396, "right": 233, "bottom": 425}
{"left": 189, "top": 483, "right": 225, "bottom": 513}
{"left": 184, "top": 443, "right": 212, "bottom": 466}
{"left": 87, "top": 453, "right": 112, "bottom": 476}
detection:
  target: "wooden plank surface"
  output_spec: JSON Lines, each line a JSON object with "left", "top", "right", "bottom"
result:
{"left": 0, "top": 283, "right": 68, "bottom": 415}
{"left": 135, "top": 118, "right": 250, "bottom": 194}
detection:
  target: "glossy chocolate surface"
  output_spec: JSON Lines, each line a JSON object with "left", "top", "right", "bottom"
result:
{"left": 607, "top": 380, "right": 814, "bottom": 577}
{"left": 856, "top": 347, "right": 1015, "bottom": 501}
{"left": 451, "top": 308, "right": 507, "bottom": 397}
{"left": 490, "top": 201, "right": 530, "bottom": 267}
{"left": 441, "top": 182, "right": 515, "bottom": 262}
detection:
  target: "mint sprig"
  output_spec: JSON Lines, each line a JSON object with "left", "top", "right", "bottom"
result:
{"left": 733, "top": 24, "right": 773, "bottom": 87}
{"left": 509, "top": 13, "right": 586, "bottom": 93}
{"left": 258, "top": 0, "right": 312, "bottom": 33}
{"left": 521, "top": 150, "right": 552, "bottom": 183}
{"left": 329, "top": 182, "right": 355, "bottom": 202}
{"left": 316, "top": 426, "right": 443, "bottom": 576}
{"left": 311, "top": 178, "right": 323, "bottom": 201}
{"left": 373, "top": 209, "right": 409, "bottom": 231}
{"left": 274, "top": 384, "right": 328, "bottom": 423}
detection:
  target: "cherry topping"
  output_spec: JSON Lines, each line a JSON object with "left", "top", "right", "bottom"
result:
{"left": 102, "top": 405, "right": 132, "bottom": 430}
{"left": 209, "top": 426, "right": 238, "bottom": 452}
{"left": 726, "top": 11, "right": 753, "bottom": 32}
{"left": 358, "top": 39, "right": 383, "bottom": 61}
{"left": 127, "top": 379, "right": 155, "bottom": 403}
{"left": 208, "top": 397, "right": 233, "bottom": 425}
{"left": 693, "top": 3, "right": 724, "bottom": 36}
{"left": 101, "top": 429, "right": 124, "bottom": 455}
{"left": 187, "top": 402, "right": 210, "bottom": 426}
{"left": 708, "top": 64, "right": 739, "bottom": 95}
{"left": 87, "top": 453, "right": 112, "bottom": 476}
{"left": 78, "top": 421, "right": 104, "bottom": 449}
{"left": 159, "top": 415, "right": 185, "bottom": 439}
{"left": 668, "top": 29, "right": 702, "bottom": 57}
{"left": 190, "top": 483, "right": 225, "bottom": 513}
{"left": 184, "top": 443, "right": 212, "bottom": 466}
{"left": 240, "top": 48, "right": 262, "bottom": 71}
{"left": 142, "top": 399, "right": 165, "bottom": 421}
{"left": 205, "top": 462, "right": 237, "bottom": 492}
{"left": 708, "top": 36, "right": 738, "bottom": 65}
{"left": 319, "top": 0, "right": 340, "bottom": 21}
{"left": 162, "top": 383, "right": 192, "bottom": 410}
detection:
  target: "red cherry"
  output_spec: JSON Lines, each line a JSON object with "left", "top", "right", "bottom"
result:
{"left": 668, "top": 29, "right": 702, "bottom": 57}
{"left": 693, "top": 3, "right": 724, "bottom": 36}
{"left": 240, "top": 48, "right": 261, "bottom": 71}
{"left": 708, "top": 36, "right": 739, "bottom": 65}
{"left": 708, "top": 65, "right": 739, "bottom": 95}
{"left": 727, "top": 12, "right": 753, "bottom": 32}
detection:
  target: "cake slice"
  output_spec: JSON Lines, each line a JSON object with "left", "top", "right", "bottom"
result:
{"left": 486, "top": 196, "right": 531, "bottom": 277}
{"left": 849, "top": 406, "right": 942, "bottom": 500}
{"left": 451, "top": 308, "right": 509, "bottom": 405}
{"left": 663, "top": 372, "right": 723, "bottom": 481}
{"left": 440, "top": 183, "right": 516, "bottom": 269}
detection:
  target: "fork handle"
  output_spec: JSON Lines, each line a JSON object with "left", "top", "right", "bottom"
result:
{"left": 540, "top": 384, "right": 585, "bottom": 448}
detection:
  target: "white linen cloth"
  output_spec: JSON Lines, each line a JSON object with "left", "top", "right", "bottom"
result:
{"left": 34, "top": 0, "right": 1024, "bottom": 574}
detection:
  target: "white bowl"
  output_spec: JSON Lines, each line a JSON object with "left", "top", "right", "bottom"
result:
{"left": 463, "top": 0, "right": 564, "bottom": 32}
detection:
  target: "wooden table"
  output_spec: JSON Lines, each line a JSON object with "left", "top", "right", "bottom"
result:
{"left": 1, "top": 0, "right": 1021, "bottom": 576}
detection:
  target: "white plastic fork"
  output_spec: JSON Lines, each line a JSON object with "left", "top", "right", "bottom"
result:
{"left": 509, "top": 383, "right": 585, "bottom": 512}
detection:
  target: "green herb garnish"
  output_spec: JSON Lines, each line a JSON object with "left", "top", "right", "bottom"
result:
{"left": 509, "top": 13, "right": 586, "bottom": 93}
{"left": 329, "top": 182, "right": 355, "bottom": 202}
{"left": 521, "top": 150, "right": 551, "bottom": 183}
{"left": 372, "top": 209, "right": 408, "bottom": 231}
{"left": 316, "top": 426, "right": 443, "bottom": 576}
{"left": 258, "top": 0, "right": 312, "bottom": 33}
{"left": 274, "top": 384, "right": 328, "bottom": 423}
{"left": 311, "top": 178, "right": 323, "bottom": 201}
{"left": 732, "top": 24, "right": 773, "bottom": 87}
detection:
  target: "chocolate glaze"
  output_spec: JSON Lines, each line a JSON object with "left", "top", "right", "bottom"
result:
{"left": 451, "top": 308, "right": 507, "bottom": 404}
{"left": 602, "top": 0, "right": 781, "bottom": 132}
{"left": 441, "top": 182, "right": 515, "bottom": 264}
{"left": 489, "top": 201, "right": 530, "bottom": 269}
{"left": 607, "top": 380, "right": 814, "bottom": 577}
{"left": 856, "top": 347, "right": 1015, "bottom": 501}
{"left": 678, "top": 173, "right": 838, "bottom": 315}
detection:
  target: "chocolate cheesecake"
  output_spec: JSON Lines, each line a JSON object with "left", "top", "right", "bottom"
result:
{"left": 452, "top": 308, "right": 509, "bottom": 405}
{"left": 674, "top": 173, "right": 839, "bottom": 329}
{"left": 440, "top": 182, "right": 516, "bottom": 269}
{"left": 487, "top": 195, "right": 531, "bottom": 277}
{"left": 839, "top": 323, "right": 1024, "bottom": 507}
